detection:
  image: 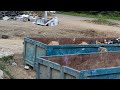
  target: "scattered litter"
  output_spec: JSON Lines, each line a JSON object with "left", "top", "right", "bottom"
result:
{"left": 24, "top": 65, "right": 29, "bottom": 70}
{"left": 3, "top": 16, "right": 10, "bottom": 20}
{"left": 29, "top": 16, "right": 37, "bottom": 23}
{"left": 21, "top": 14, "right": 29, "bottom": 18}
{"left": 0, "top": 11, "right": 59, "bottom": 26}
{"left": 96, "top": 40, "right": 102, "bottom": 44}
{"left": 104, "top": 39, "right": 108, "bottom": 44}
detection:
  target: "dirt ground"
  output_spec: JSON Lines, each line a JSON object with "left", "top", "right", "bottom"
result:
{"left": 0, "top": 14, "right": 120, "bottom": 79}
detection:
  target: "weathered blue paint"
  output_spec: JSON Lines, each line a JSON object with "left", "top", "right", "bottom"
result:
{"left": 24, "top": 37, "right": 120, "bottom": 68}
{"left": 78, "top": 66, "right": 120, "bottom": 79}
{"left": 36, "top": 58, "right": 61, "bottom": 79}
{"left": 63, "top": 66, "right": 80, "bottom": 79}
{"left": 36, "top": 57, "right": 120, "bottom": 79}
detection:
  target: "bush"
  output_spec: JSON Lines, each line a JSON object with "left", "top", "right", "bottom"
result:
{"left": 92, "top": 14, "right": 119, "bottom": 26}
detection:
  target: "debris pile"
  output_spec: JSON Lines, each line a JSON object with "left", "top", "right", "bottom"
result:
{"left": 107, "top": 38, "right": 120, "bottom": 44}
{"left": 0, "top": 11, "right": 24, "bottom": 20}
{"left": 0, "top": 11, "right": 59, "bottom": 26}
{"left": 94, "top": 38, "right": 120, "bottom": 44}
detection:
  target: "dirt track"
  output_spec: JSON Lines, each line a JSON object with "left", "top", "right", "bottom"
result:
{"left": 0, "top": 14, "right": 120, "bottom": 79}
{"left": 0, "top": 14, "right": 120, "bottom": 39}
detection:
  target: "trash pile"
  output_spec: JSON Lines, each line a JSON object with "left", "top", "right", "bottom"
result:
{"left": 96, "top": 38, "right": 120, "bottom": 44}
{"left": 0, "top": 11, "right": 59, "bottom": 26}
{"left": 107, "top": 38, "right": 120, "bottom": 44}
{"left": 0, "top": 11, "right": 24, "bottom": 20}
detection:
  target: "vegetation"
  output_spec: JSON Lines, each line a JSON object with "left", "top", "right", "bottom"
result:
{"left": 0, "top": 56, "right": 14, "bottom": 79}
{"left": 0, "top": 56, "right": 13, "bottom": 63}
{"left": 57, "top": 11, "right": 120, "bottom": 20}
{"left": 57, "top": 11, "right": 120, "bottom": 26}
{"left": 91, "top": 14, "right": 119, "bottom": 26}
{"left": 25, "top": 11, "right": 53, "bottom": 17}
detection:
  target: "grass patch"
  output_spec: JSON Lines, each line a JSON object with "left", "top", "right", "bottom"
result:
{"left": 91, "top": 15, "right": 119, "bottom": 26}
{"left": 58, "top": 11, "right": 119, "bottom": 26}
{"left": 0, "top": 56, "right": 13, "bottom": 63}
{"left": 0, "top": 62, "right": 13, "bottom": 79}
{"left": 57, "top": 11, "right": 97, "bottom": 18}
{"left": 0, "top": 56, "right": 14, "bottom": 79}
{"left": 57, "top": 11, "right": 120, "bottom": 20}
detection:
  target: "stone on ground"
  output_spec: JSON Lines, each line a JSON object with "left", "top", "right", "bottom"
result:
{"left": 0, "top": 69, "right": 4, "bottom": 79}
{"left": 0, "top": 47, "right": 14, "bottom": 58}
{"left": 11, "top": 62, "right": 17, "bottom": 66}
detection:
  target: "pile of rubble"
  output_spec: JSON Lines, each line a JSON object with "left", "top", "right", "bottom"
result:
{"left": 15, "top": 13, "right": 59, "bottom": 26}
{"left": 0, "top": 11, "right": 24, "bottom": 20}
{"left": 96, "top": 38, "right": 120, "bottom": 44}
{"left": 0, "top": 11, "right": 59, "bottom": 26}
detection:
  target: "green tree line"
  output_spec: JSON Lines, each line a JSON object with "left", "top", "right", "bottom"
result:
{"left": 62, "top": 11, "right": 120, "bottom": 17}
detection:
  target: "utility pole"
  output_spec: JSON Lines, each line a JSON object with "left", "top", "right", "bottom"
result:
{"left": 44, "top": 11, "right": 48, "bottom": 23}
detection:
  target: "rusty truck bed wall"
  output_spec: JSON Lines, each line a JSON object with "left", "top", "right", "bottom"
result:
{"left": 42, "top": 52, "right": 120, "bottom": 71}
{"left": 32, "top": 37, "right": 116, "bottom": 45}
{"left": 36, "top": 52, "right": 120, "bottom": 79}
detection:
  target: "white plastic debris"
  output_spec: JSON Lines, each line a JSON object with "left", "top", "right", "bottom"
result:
{"left": 21, "top": 14, "right": 29, "bottom": 18}
{"left": 3, "top": 16, "right": 10, "bottom": 20}
{"left": 24, "top": 65, "right": 29, "bottom": 70}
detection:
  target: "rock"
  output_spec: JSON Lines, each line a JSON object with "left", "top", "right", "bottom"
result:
{"left": 9, "top": 60, "right": 13, "bottom": 64}
{"left": 96, "top": 40, "right": 102, "bottom": 44}
{"left": 98, "top": 47, "right": 108, "bottom": 53}
{"left": 2, "top": 35, "right": 9, "bottom": 39}
{"left": 48, "top": 41, "right": 59, "bottom": 45}
{"left": 79, "top": 42, "right": 88, "bottom": 45}
{"left": 0, "top": 48, "right": 14, "bottom": 58}
{"left": 24, "top": 65, "right": 29, "bottom": 70}
{"left": 73, "top": 38, "right": 75, "bottom": 42}
{"left": 11, "top": 62, "right": 17, "bottom": 66}
{"left": 0, "top": 69, "right": 4, "bottom": 79}
{"left": 104, "top": 39, "right": 108, "bottom": 44}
